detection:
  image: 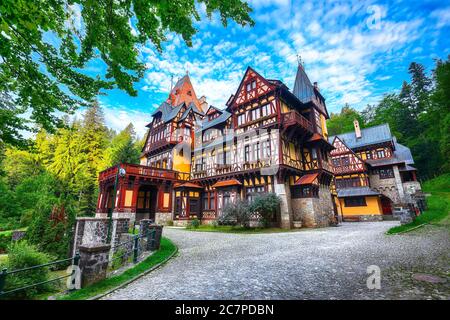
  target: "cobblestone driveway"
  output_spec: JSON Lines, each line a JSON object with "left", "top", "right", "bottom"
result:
{"left": 103, "top": 222, "right": 449, "bottom": 300}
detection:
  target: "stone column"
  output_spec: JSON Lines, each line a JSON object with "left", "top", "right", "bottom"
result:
{"left": 78, "top": 244, "right": 111, "bottom": 288}
{"left": 274, "top": 176, "right": 293, "bottom": 229}
{"left": 393, "top": 165, "right": 405, "bottom": 202}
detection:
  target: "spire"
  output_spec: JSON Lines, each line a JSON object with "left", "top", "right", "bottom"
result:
{"left": 293, "top": 61, "right": 315, "bottom": 104}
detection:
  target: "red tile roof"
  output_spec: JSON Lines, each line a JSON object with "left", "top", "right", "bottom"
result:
{"left": 174, "top": 182, "right": 204, "bottom": 189}
{"left": 212, "top": 179, "right": 242, "bottom": 188}
{"left": 295, "top": 173, "right": 319, "bottom": 185}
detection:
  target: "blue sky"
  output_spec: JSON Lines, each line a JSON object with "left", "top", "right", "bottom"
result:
{"left": 74, "top": 0, "right": 450, "bottom": 137}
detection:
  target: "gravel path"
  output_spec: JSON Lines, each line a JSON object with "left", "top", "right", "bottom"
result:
{"left": 103, "top": 222, "right": 449, "bottom": 300}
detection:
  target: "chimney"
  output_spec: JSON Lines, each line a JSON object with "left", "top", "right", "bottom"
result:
{"left": 354, "top": 119, "right": 362, "bottom": 139}
{"left": 313, "top": 82, "right": 319, "bottom": 91}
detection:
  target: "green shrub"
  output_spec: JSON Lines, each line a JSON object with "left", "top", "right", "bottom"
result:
{"left": 0, "top": 231, "right": 12, "bottom": 254}
{"left": 1, "top": 241, "right": 54, "bottom": 299}
{"left": 220, "top": 199, "right": 252, "bottom": 228}
{"left": 190, "top": 218, "right": 200, "bottom": 229}
{"left": 249, "top": 193, "right": 281, "bottom": 228}
{"left": 27, "top": 199, "right": 76, "bottom": 260}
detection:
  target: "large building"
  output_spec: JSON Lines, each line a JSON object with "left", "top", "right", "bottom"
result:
{"left": 329, "top": 120, "right": 425, "bottom": 221}
{"left": 96, "top": 64, "right": 337, "bottom": 228}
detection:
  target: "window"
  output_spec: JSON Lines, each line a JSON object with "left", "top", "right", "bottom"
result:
{"left": 261, "top": 104, "right": 270, "bottom": 117}
{"left": 238, "top": 114, "right": 245, "bottom": 126}
{"left": 246, "top": 83, "right": 252, "bottom": 92}
{"left": 175, "top": 197, "right": 182, "bottom": 214}
{"left": 254, "top": 142, "right": 260, "bottom": 160}
{"left": 377, "top": 150, "right": 386, "bottom": 158}
{"left": 366, "top": 151, "right": 372, "bottom": 159}
{"left": 246, "top": 80, "right": 256, "bottom": 92}
{"left": 379, "top": 168, "right": 394, "bottom": 179}
{"left": 291, "top": 185, "right": 319, "bottom": 198}
{"left": 341, "top": 157, "right": 350, "bottom": 166}
{"left": 311, "top": 148, "right": 318, "bottom": 160}
{"left": 189, "top": 199, "right": 199, "bottom": 214}
{"left": 344, "top": 197, "right": 367, "bottom": 207}
{"left": 262, "top": 140, "right": 271, "bottom": 158}
{"left": 246, "top": 186, "right": 265, "bottom": 202}
{"left": 251, "top": 107, "right": 260, "bottom": 121}
{"left": 332, "top": 158, "right": 341, "bottom": 167}
{"left": 244, "top": 145, "right": 250, "bottom": 162}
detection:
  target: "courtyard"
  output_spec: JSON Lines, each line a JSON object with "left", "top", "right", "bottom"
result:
{"left": 103, "top": 222, "right": 449, "bottom": 300}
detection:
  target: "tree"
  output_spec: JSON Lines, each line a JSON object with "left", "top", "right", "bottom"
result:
{"left": 0, "top": 0, "right": 254, "bottom": 146}
{"left": 106, "top": 123, "right": 141, "bottom": 166}
{"left": 327, "top": 104, "right": 365, "bottom": 136}
{"left": 220, "top": 199, "right": 252, "bottom": 228}
{"left": 3, "top": 146, "right": 43, "bottom": 189}
{"left": 249, "top": 193, "right": 281, "bottom": 228}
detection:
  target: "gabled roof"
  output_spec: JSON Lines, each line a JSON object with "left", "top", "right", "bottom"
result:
{"left": 167, "top": 74, "right": 204, "bottom": 113}
{"left": 196, "top": 109, "right": 232, "bottom": 133}
{"left": 212, "top": 179, "right": 242, "bottom": 188}
{"left": 174, "top": 182, "right": 203, "bottom": 189}
{"left": 328, "top": 124, "right": 394, "bottom": 149}
{"left": 393, "top": 139, "right": 414, "bottom": 165}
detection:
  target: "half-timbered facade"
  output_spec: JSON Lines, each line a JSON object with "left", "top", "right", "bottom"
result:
{"left": 329, "top": 120, "right": 425, "bottom": 221}
{"left": 96, "top": 64, "right": 337, "bottom": 228}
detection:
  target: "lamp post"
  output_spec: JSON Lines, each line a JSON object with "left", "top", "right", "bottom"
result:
{"left": 106, "top": 164, "right": 126, "bottom": 243}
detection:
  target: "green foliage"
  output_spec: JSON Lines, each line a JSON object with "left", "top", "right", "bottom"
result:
{"left": 0, "top": 0, "right": 254, "bottom": 146}
{"left": 59, "top": 237, "right": 176, "bottom": 300}
{"left": 423, "top": 173, "right": 450, "bottom": 193}
{"left": 105, "top": 123, "right": 141, "bottom": 166}
{"left": 1, "top": 241, "right": 53, "bottom": 299}
{"left": 189, "top": 218, "right": 201, "bottom": 229}
{"left": 0, "top": 230, "right": 13, "bottom": 253}
{"left": 327, "top": 104, "right": 365, "bottom": 136}
{"left": 26, "top": 200, "right": 76, "bottom": 260}
{"left": 249, "top": 193, "right": 281, "bottom": 228}
{"left": 220, "top": 199, "right": 252, "bottom": 228}
{"left": 0, "top": 179, "right": 20, "bottom": 230}
{"left": 387, "top": 189, "right": 449, "bottom": 234}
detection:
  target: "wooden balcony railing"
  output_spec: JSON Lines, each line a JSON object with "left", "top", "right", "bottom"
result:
{"left": 99, "top": 163, "right": 189, "bottom": 182}
{"left": 282, "top": 110, "right": 313, "bottom": 134}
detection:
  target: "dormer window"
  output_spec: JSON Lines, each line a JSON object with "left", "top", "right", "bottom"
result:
{"left": 187, "top": 90, "right": 192, "bottom": 96}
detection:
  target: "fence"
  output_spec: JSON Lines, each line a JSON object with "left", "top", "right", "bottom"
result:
{"left": 0, "top": 227, "right": 158, "bottom": 298}
{"left": 0, "top": 253, "right": 80, "bottom": 298}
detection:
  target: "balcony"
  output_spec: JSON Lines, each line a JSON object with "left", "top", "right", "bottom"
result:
{"left": 99, "top": 163, "right": 189, "bottom": 182}
{"left": 281, "top": 110, "right": 313, "bottom": 138}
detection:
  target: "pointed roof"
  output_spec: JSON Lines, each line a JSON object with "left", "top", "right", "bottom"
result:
{"left": 167, "top": 74, "right": 204, "bottom": 113}
{"left": 293, "top": 64, "right": 315, "bottom": 104}
{"left": 328, "top": 124, "right": 394, "bottom": 149}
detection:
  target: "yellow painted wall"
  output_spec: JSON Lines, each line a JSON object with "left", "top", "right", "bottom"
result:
{"left": 320, "top": 114, "right": 328, "bottom": 139}
{"left": 172, "top": 149, "right": 191, "bottom": 173}
{"left": 140, "top": 156, "right": 147, "bottom": 165}
{"left": 339, "top": 196, "right": 382, "bottom": 216}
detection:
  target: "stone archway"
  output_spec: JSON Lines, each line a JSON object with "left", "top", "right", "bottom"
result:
{"left": 380, "top": 195, "right": 393, "bottom": 215}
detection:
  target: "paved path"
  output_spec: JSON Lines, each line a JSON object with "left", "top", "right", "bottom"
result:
{"left": 103, "top": 222, "right": 449, "bottom": 300}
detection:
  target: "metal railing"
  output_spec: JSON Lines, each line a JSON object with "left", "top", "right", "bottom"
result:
{"left": 0, "top": 253, "right": 80, "bottom": 298}
{"left": 109, "top": 228, "right": 157, "bottom": 268}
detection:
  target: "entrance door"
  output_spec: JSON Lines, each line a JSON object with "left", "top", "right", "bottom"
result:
{"left": 136, "top": 186, "right": 157, "bottom": 221}
{"left": 381, "top": 196, "right": 392, "bottom": 214}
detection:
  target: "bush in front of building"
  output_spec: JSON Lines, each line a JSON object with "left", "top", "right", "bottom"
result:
{"left": 0, "top": 230, "right": 13, "bottom": 254}
{"left": 1, "top": 241, "right": 54, "bottom": 299}
{"left": 220, "top": 199, "right": 252, "bottom": 228}
{"left": 189, "top": 218, "right": 200, "bottom": 229}
{"left": 249, "top": 193, "right": 281, "bottom": 228}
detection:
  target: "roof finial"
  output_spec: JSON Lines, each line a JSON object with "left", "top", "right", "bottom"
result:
{"left": 170, "top": 74, "right": 173, "bottom": 92}
{"left": 297, "top": 54, "right": 304, "bottom": 69}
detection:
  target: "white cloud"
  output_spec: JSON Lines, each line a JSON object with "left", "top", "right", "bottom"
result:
{"left": 431, "top": 7, "right": 450, "bottom": 28}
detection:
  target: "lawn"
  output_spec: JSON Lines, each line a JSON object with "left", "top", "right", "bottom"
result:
{"left": 185, "top": 224, "right": 302, "bottom": 234}
{"left": 59, "top": 237, "right": 177, "bottom": 300}
{"left": 387, "top": 174, "right": 450, "bottom": 234}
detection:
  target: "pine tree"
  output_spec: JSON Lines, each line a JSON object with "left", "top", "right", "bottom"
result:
{"left": 106, "top": 123, "right": 141, "bottom": 166}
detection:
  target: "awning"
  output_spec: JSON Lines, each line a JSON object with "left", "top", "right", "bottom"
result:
{"left": 399, "top": 165, "right": 417, "bottom": 172}
{"left": 212, "top": 179, "right": 242, "bottom": 188}
{"left": 337, "top": 187, "right": 380, "bottom": 198}
{"left": 174, "top": 182, "right": 204, "bottom": 189}
{"left": 294, "top": 173, "right": 319, "bottom": 185}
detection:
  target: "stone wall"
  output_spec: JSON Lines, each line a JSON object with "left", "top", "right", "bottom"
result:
{"left": 72, "top": 217, "right": 129, "bottom": 256}
{"left": 155, "top": 212, "right": 172, "bottom": 225}
{"left": 369, "top": 174, "right": 401, "bottom": 203}
{"left": 274, "top": 178, "right": 293, "bottom": 229}
{"left": 291, "top": 185, "right": 335, "bottom": 228}
{"left": 78, "top": 244, "right": 111, "bottom": 288}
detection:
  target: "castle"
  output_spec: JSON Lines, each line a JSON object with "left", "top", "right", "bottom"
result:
{"left": 95, "top": 64, "right": 424, "bottom": 228}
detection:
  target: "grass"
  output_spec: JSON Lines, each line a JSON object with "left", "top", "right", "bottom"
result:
{"left": 185, "top": 224, "right": 300, "bottom": 234}
{"left": 387, "top": 174, "right": 450, "bottom": 234}
{"left": 58, "top": 237, "right": 176, "bottom": 300}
